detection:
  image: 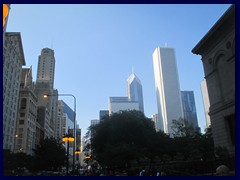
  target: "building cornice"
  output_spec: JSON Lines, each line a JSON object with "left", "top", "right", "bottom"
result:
{"left": 192, "top": 5, "right": 235, "bottom": 56}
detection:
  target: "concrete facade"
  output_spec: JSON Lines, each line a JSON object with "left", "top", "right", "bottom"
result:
{"left": 37, "top": 48, "right": 56, "bottom": 89}
{"left": 34, "top": 48, "right": 58, "bottom": 140}
{"left": 192, "top": 5, "right": 235, "bottom": 156}
{"left": 201, "top": 79, "right": 211, "bottom": 128}
{"left": 3, "top": 32, "right": 25, "bottom": 151}
{"left": 14, "top": 68, "right": 37, "bottom": 155}
{"left": 152, "top": 47, "right": 183, "bottom": 135}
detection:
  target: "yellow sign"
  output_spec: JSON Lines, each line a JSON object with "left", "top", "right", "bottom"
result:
{"left": 3, "top": 4, "right": 9, "bottom": 27}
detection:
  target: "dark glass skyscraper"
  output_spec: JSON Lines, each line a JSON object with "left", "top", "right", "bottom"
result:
{"left": 181, "top": 91, "right": 199, "bottom": 128}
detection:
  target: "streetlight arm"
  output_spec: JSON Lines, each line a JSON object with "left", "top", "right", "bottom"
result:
{"left": 43, "top": 93, "right": 77, "bottom": 174}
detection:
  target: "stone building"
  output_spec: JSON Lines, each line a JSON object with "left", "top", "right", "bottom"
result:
{"left": 192, "top": 5, "right": 235, "bottom": 156}
{"left": 3, "top": 32, "right": 25, "bottom": 151}
{"left": 15, "top": 67, "right": 37, "bottom": 155}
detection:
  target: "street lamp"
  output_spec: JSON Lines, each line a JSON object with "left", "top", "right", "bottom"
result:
{"left": 75, "top": 148, "right": 81, "bottom": 171}
{"left": 62, "top": 133, "right": 74, "bottom": 176}
{"left": 43, "top": 93, "right": 77, "bottom": 173}
{"left": 75, "top": 148, "right": 81, "bottom": 155}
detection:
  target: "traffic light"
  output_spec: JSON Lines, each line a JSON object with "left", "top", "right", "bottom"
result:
{"left": 3, "top": 4, "right": 9, "bottom": 27}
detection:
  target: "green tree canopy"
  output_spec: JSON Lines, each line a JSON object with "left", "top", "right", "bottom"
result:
{"left": 89, "top": 110, "right": 157, "bottom": 168}
{"left": 33, "top": 137, "right": 66, "bottom": 171}
{"left": 3, "top": 149, "right": 34, "bottom": 175}
{"left": 171, "top": 118, "right": 199, "bottom": 137}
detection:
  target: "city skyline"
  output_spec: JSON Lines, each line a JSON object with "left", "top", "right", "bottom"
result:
{"left": 6, "top": 4, "right": 231, "bottom": 136}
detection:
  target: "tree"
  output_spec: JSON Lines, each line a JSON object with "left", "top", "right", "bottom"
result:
{"left": 33, "top": 137, "right": 66, "bottom": 171}
{"left": 171, "top": 118, "right": 198, "bottom": 137}
{"left": 3, "top": 150, "right": 34, "bottom": 175}
{"left": 88, "top": 110, "right": 157, "bottom": 168}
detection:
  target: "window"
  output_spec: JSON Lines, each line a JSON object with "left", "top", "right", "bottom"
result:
{"left": 19, "top": 120, "right": 24, "bottom": 125}
{"left": 20, "top": 98, "right": 27, "bottom": 109}
{"left": 225, "top": 114, "right": 235, "bottom": 146}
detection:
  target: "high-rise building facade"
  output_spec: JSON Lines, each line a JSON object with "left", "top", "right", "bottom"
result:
{"left": 56, "top": 100, "right": 65, "bottom": 140}
{"left": 63, "top": 101, "right": 75, "bottom": 133}
{"left": 3, "top": 32, "right": 26, "bottom": 151}
{"left": 200, "top": 79, "right": 211, "bottom": 128}
{"left": 181, "top": 91, "right": 199, "bottom": 129}
{"left": 152, "top": 47, "right": 183, "bottom": 135}
{"left": 109, "top": 97, "right": 139, "bottom": 115}
{"left": 36, "top": 48, "right": 55, "bottom": 89}
{"left": 35, "top": 48, "right": 58, "bottom": 140}
{"left": 127, "top": 72, "right": 144, "bottom": 113}
{"left": 99, "top": 110, "right": 109, "bottom": 120}
{"left": 15, "top": 67, "right": 37, "bottom": 155}
{"left": 151, "top": 114, "right": 159, "bottom": 131}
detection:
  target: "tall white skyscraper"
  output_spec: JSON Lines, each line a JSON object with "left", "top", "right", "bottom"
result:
{"left": 127, "top": 72, "right": 144, "bottom": 113}
{"left": 201, "top": 79, "right": 211, "bottom": 128}
{"left": 152, "top": 47, "right": 183, "bottom": 135}
{"left": 36, "top": 48, "right": 55, "bottom": 89}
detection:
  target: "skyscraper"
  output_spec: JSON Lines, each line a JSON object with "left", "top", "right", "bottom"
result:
{"left": 200, "top": 79, "right": 211, "bottom": 128}
{"left": 99, "top": 110, "right": 109, "bottom": 120}
{"left": 127, "top": 72, "right": 144, "bottom": 113}
{"left": 15, "top": 67, "right": 37, "bottom": 155}
{"left": 181, "top": 91, "right": 199, "bottom": 129}
{"left": 36, "top": 48, "right": 55, "bottom": 89}
{"left": 35, "top": 47, "right": 57, "bottom": 139}
{"left": 152, "top": 47, "right": 183, "bottom": 135}
{"left": 108, "top": 97, "right": 139, "bottom": 115}
{"left": 3, "top": 32, "right": 25, "bottom": 151}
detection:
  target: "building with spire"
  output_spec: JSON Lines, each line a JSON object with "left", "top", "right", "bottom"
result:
{"left": 109, "top": 71, "right": 144, "bottom": 115}
{"left": 127, "top": 71, "right": 144, "bottom": 113}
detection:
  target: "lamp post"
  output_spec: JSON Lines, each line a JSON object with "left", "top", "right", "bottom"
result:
{"left": 75, "top": 148, "right": 81, "bottom": 172}
{"left": 43, "top": 93, "right": 76, "bottom": 174}
{"left": 62, "top": 133, "right": 74, "bottom": 176}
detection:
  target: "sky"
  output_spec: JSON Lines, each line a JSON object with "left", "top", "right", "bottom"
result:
{"left": 6, "top": 4, "right": 232, "bottom": 136}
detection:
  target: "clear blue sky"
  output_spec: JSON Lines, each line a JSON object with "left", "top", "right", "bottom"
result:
{"left": 7, "top": 4, "right": 231, "bottom": 136}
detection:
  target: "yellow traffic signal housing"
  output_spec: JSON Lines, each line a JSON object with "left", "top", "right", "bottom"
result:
{"left": 3, "top": 4, "right": 9, "bottom": 27}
